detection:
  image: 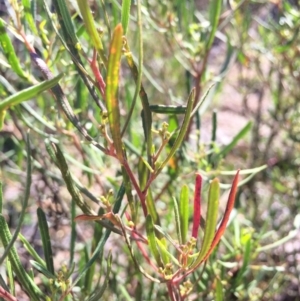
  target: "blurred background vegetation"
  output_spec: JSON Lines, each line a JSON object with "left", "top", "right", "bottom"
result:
{"left": 0, "top": 0, "right": 300, "bottom": 300}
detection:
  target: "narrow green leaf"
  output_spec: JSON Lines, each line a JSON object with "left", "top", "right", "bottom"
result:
{"left": 70, "top": 199, "right": 76, "bottom": 267}
{"left": 208, "top": 110, "right": 217, "bottom": 165}
{"left": 22, "top": 0, "right": 38, "bottom": 35}
{"left": 7, "top": 259, "right": 15, "bottom": 296}
{"left": 154, "top": 225, "right": 179, "bottom": 250}
{"left": 18, "top": 233, "right": 46, "bottom": 267}
{"left": 76, "top": 0, "right": 106, "bottom": 60}
{"left": 88, "top": 252, "right": 113, "bottom": 301}
{"left": 0, "top": 182, "right": 2, "bottom": 213}
{"left": 121, "top": 0, "right": 131, "bottom": 35}
{"left": 149, "top": 105, "right": 187, "bottom": 115}
{"left": 179, "top": 184, "right": 189, "bottom": 244}
{"left": 146, "top": 189, "right": 159, "bottom": 225}
{"left": 257, "top": 229, "right": 298, "bottom": 252}
{"left": 0, "top": 73, "right": 64, "bottom": 121}
{"left": 22, "top": 102, "right": 56, "bottom": 131}
{"left": 155, "top": 237, "right": 169, "bottom": 265}
{"left": 145, "top": 215, "right": 163, "bottom": 267}
{"left": 119, "top": 284, "right": 134, "bottom": 301}
{"left": 83, "top": 245, "right": 95, "bottom": 294}
{"left": 217, "top": 121, "right": 252, "bottom": 160}
{"left": 172, "top": 197, "right": 182, "bottom": 244}
{"left": 204, "top": 171, "right": 240, "bottom": 261}
{"left": 72, "top": 183, "right": 125, "bottom": 287}
{"left": 117, "top": 214, "right": 160, "bottom": 283}
{"left": 206, "top": 0, "right": 222, "bottom": 50}
{"left": 16, "top": 107, "right": 54, "bottom": 138}
{"left": 218, "top": 39, "right": 235, "bottom": 78}
{"left": 50, "top": 143, "right": 95, "bottom": 216}
{"left": 219, "top": 165, "right": 266, "bottom": 176}
{"left": 135, "top": 282, "right": 143, "bottom": 301}
{"left": 37, "top": 207, "right": 55, "bottom": 275}
{"left": 121, "top": 166, "right": 136, "bottom": 222}
{"left": 99, "top": 0, "right": 111, "bottom": 37}
{"left": 156, "top": 88, "right": 195, "bottom": 174}
{"left": 191, "top": 83, "right": 216, "bottom": 118}
{"left": 111, "top": 1, "right": 119, "bottom": 28}
{"left": 0, "top": 273, "right": 11, "bottom": 295}
{"left": 0, "top": 135, "right": 31, "bottom": 266}
{"left": 0, "top": 215, "right": 43, "bottom": 300}
{"left": 191, "top": 178, "right": 220, "bottom": 268}
{"left": 106, "top": 24, "right": 124, "bottom": 162}
{"left": 53, "top": 0, "right": 79, "bottom": 46}
{"left": 49, "top": 0, "right": 106, "bottom": 108}
{"left": 215, "top": 278, "right": 224, "bottom": 301}
{"left": 0, "top": 18, "right": 29, "bottom": 79}
{"left": 45, "top": 139, "right": 59, "bottom": 165}
{"left": 234, "top": 236, "right": 251, "bottom": 286}
{"left": 123, "top": 40, "right": 152, "bottom": 164}
{"left": 0, "top": 110, "right": 6, "bottom": 129}
{"left": 156, "top": 237, "right": 179, "bottom": 266}
{"left": 30, "top": 260, "right": 55, "bottom": 279}
{"left": 140, "top": 156, "right": 154, "bottom": 173}
{"left": 122, "top": 0, "right": 152, "bottom": 164}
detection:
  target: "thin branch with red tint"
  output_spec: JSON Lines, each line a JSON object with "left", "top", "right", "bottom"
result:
{"left": 132, "top": 231, "right": 158, "bottom": 271}
{"left": 89, "top": 49, "right": 106, "bottom": 99}
{"left": 0, "top": 287, "right": 17, "bottom": 301}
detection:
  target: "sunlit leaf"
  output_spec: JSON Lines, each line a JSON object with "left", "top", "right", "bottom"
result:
{"left": 121, "top": 0, "right": 131, "bottom": 35}
{"left": 106, "top": 24, "right": 124, "bottom": 162}
{"left": 206, "top": 0, "right": 222, "bottom": 49}
{"left": 203, "top": 170, "right": 240, "bottom": 261}
{"left": 76, "top": 0, "right": 106, "bottom": 61}
{"left": 0, "top": 18, "right": 29, "bottom": 79}
{"left": 215, "top": 278, "right": 224, "bottom": 301}
{"left": 217, "top": 121, "right": 252, "bottom": 160}
{"left": 0, "top": 73, "right": 64, "bottom": 112}
{"left": 22, "top": 0, "right": 38, "bottom": 35}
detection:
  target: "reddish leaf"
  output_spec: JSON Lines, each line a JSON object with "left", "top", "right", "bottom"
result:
{"left": 74, "top": 212, "right": 120, "bottom": 227}
{"left": 192, "top": 174, "right": 202, "bottom": 238}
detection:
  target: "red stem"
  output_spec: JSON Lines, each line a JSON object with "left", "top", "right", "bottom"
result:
{"left": 90, "top": 49, "right": 106, "bottom": 99}
{"left": 133, "top": 231, "right": 158, "bottom": 271}
{"left": 0, "top": 287, "right": 17, "bottom": 301}
{"left": 122, "top": 160, "right": 147, "bottom": 216}
{"left": 167, "top": 282, "right": 177, "bottom": 301}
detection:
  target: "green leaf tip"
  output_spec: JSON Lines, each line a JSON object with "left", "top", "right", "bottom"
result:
{"left": 121, "top": 0, "right": 131, "bottom": 35}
